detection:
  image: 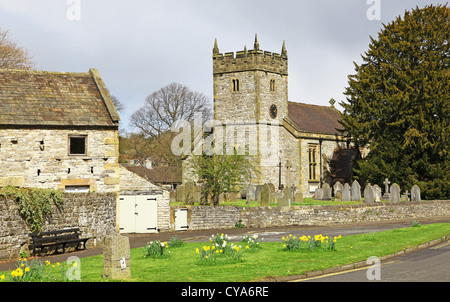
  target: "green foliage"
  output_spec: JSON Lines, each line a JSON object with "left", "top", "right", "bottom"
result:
{"left": 339, "top": 4, "right": 450, "bottom": 199}
{"left": 0, "top": 186, "right": 64, "bottom": 233}
{"left": 190, "top": 149, "right": 258, "bottom": 206}
{"left": 167, "top": 236, "right": 184, "bottom": 248}
{"left": 234, "top": 219, "right": 245, "bottom": 228}
{"left": 3, "top": 259, "right": 76, "bottom": 282}
{"left": 282, "top": 234, "right": 341, "bottom": 251}
{"left": 144, "top": 240, "right": 169, "bottom": 259}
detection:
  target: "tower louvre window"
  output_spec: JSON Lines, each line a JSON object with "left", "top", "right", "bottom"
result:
{"left": 270, "top": 79, "right": 276, "bottom": 92}
{"left": 232, "top": 79, "right": 240, "bottom": 92}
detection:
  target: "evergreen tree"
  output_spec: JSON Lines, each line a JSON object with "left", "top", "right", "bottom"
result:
{"left": 339, "top": 4, "right": 449, "bottom": 199}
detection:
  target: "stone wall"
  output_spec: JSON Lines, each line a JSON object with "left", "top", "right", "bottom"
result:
{"left": 0, "top": 128, "right": 119, "bottom": 193}
{"left": 181, "top": 200, "right": 450, "bottom": 231}
{"left": 0, "top": 192, "right": 117, "bottom": 260}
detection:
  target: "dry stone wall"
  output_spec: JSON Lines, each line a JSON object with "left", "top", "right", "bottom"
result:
{"left": 182, "top": 200, "right": 450, "bottom": 231}
{"left": 0, "top": 192, "right": 116, "bottom": 260}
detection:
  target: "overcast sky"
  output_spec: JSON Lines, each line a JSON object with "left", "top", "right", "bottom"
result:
{"left": 0, "top": 0, "right": 447, "bottom": 132}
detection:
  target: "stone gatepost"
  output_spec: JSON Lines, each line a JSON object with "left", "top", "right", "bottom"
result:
{"left": 103, "top": 235, "right": 131, "bottom": 280}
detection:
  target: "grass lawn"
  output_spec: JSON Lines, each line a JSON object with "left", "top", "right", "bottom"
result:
{"left": 3, "top": 222, "right": 448, "bottom": 282}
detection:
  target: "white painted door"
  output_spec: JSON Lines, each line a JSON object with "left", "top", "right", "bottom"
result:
{"left": 174, "top": 208, "right": 188, "bottom": 231}
{"left": 119, "top": 196, "right": 136, "bottom": 233}
{"left": 119, "top": 195, "right": 158, "bottom": 233}
{"left": 135, "top": 196, "right": 158, "bottom": 233}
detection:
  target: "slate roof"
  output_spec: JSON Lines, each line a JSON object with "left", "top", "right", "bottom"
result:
{"left": 122, "top": 165, "right": 182, "bottom": 184}
{"left": 287, "top": 101, "right": 343, "bottom": 135}
{"left": 0, "top": 68, "right": 119, "bottom": 127}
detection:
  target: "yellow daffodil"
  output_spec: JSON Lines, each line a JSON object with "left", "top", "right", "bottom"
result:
{"left": 0, "top": 275, "right": 4, "bottom": 280}
{"left": 25, "top": 267, "right": 30, "bottom": 272}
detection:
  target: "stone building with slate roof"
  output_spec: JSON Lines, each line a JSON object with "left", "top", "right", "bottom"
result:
{"left": 0, "top": 68, "right": 120, "bottom": 193}
{"left": 204, "top": 36, "right": 357, "bottom": 197}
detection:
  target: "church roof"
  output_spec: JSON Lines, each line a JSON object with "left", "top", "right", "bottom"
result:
{"left": 0, "top": 68, "right": 119, "bottom": 127}
{"left": 287, "top": 101, "right": 343, "bottom": 134}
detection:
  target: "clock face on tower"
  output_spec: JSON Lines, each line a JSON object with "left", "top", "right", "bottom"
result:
{"left": 269, "top": 104, "right": 278, "bottom": 119}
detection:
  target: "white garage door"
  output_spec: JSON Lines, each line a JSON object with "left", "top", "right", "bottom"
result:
{"left": 119, "top": 195, "right": 158, "bottom": 233}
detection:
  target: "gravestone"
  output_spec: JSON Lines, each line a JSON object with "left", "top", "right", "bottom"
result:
{"left": 351, "top": 180, "right": 361, "bottom": 201}
{"left": 255, "top": 185, "right": 263, "bottom": 203}
{"left": 259, "top": 184, "right": 271, "bottom": 206}
{"left": 245, "top": 186, "right": 256, "bottom": 202}
{"left": 169, "top": 190, "right": 176, "bottom": 203}
{"left": 342, "top": 183, "right": 351, "bottom": 201}
{"left": 193, "top": 185, "right": 202, "bottom": 204}
{"left": 401, "top": 190, "right": 410, "bottom": 202}
{"left": 184, "top": 182, "right": 196, "bottom": 205}
{"left": 278, "top": 187, "right": 291, "bottom": 207}
{"left": 322, "top": 183, "right": 332, "bottom": 201}
{"left": 315, "top": 188, "right": 323, "bottom": 200}
{"left": 333, "top": 181, "right": 343, "bottom": 196}
{"left": 383, "top": 178, "right": 391, "bottom": 200}
{"left": 229, "top": 192, "right": 240, "bottom": 202}
{"left": 103, "top": 235, "right": 131, "bottom": 280}
{"left": 411, "top": 185, "right": 421, "bottom": 202}
{"left": 294, "top": 191, "right": 303, "bottom": 203}
{"left": 389, "top": 183, "right": 401, "bottom": 203}
{"left": 176, "top": 185, "right": 184, "bottom": 202}
{"left": 363, "top": 184, "right": 375, "bottom": 203}
{"left": 373, "top": 184, "right": 381, "bottom": 202}
{"left": 267, "top": 183, "right": 276, "bottom": 204}
{"left": 334, "top": 191, "right": 342, "bottom": 201}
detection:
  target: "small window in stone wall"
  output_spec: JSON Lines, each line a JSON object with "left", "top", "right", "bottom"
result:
{"left": 69, "top": 135, "right": 87, "bottom": 155}
{"left": 232, "top": 79, "right": 240, "bottom": 92}
{"left": 270, "top": 79, "right": 276, "bottom": 92}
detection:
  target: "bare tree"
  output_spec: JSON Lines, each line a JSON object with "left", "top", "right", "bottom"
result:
{"left": 130, "top": 82, "right": 212, "bottom": 137}
{"left": 0, "top": 29, "right": 35, "bottom": 70}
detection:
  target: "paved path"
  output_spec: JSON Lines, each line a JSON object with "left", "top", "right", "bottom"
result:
{"left": 1, "top": 217, "right": 449, "bottom": 274}
{"left": 299, "top": 238, "right": 450, "bottom": 282}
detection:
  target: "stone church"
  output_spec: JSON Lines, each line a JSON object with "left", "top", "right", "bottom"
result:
{"left": 189, "top": 36, "right": 358, "bottom": 198}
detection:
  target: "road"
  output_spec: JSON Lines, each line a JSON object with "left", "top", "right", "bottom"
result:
{"left": 298, "top": 238, "right": 450, "bottom": 282}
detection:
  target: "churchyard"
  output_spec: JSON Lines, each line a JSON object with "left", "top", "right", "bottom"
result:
{"left": 172, "top": 178, "right": 423, "bottom": 207}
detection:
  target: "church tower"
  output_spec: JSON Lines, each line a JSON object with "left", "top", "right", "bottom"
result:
{"left": 212, "top": 34, "right": 288, "bottom": 124}
{"left": 212, "top": 35, "right": 290, "bottom": 186}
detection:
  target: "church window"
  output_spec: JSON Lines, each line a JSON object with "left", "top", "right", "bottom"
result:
{"left": 308, "top": 144, "right": 318, "bottom": 181}
{"left": 270, "top": 79, "right": 276, "bottom": 92}
{"left": 232, "top": 79, "right": 240, "bottom": 92}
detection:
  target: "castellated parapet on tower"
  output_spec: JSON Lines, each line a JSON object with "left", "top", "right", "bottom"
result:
{"left": 213, "top": 35, "right": 288, "bottom": 76}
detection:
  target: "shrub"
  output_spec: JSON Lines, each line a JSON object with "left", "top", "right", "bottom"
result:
{"left": 144, "top": 240, "right": 169, "bottom": 259}
{"left": 168, "top": 236, "right": 184, "bottom": 248}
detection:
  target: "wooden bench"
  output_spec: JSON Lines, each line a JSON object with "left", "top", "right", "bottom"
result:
{"left": 29, "top": 228, "right": 90, "bottom": 256}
